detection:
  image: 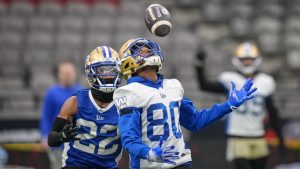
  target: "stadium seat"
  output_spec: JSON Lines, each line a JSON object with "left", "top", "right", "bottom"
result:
{"left": 38, "top": 0, "right": 62, "bottom": 17}
{"left": 284, "top": 16, "right": 300, "bottom": 33}
{"left": 253, "top": 16, "right": 281, "bottom": 35}
{"left": 10, "top": 0, "right": 35, "bottom": 17}
{"left": 119, "top": 1, "right": 143, "bottom": 17}
{"left": 116, "top": 16, "right": 144, "bottom": 34}
{"left": 0, "top": 77, "right": 24, "bottom": 89}
{"left": 173, "top": 31, "right": 199, "bottom": 50}
{"left": 0, "top": 2, "right": 7, "bottom": 15}
{"left": 91, "top": 2, "right": 117, "bottom": 18}
{"left": 0, "top": 49, "right": 21, "bottom": 65}
{"left": 58, "top": 16, "right": 86, "bottom": 33}
{"left": 28, "top": 16, "right": 56, "bottom": 32}
{"left": 65, "top": 1, "right": 90, "bottom": 17}
{"left": 229, "top": 3, "right": 254, "bottom": 19}
{"left": 201, "top": 1, "right": 226, "bottom": 23}
{"left": 54, "top": 49, "right": 83, "bottom": 67}
{"left": 85, "top": 31, "right": 113, "bottom": 53}
{"left": 0, "top": 64, "right": 25, "bottom": 78}
{"left": 30, "top": 71, "right": 55, "bottom": 100}
{"left": 25, "top": 31, "right": 54, "bottom": 50}
{"left": 0, "top": 31, "right": 23, "bottom": 49}
{"left": 257, "top": 33, "right": 281, "bottom": 54}
{"left": 229, "top": 17, "right": 252, "bottom": 38}
{"left": 283, "top": 33, "right": 300, "bottom": 50}
{"left": 0, "top": 89, "right": 34, "bottom": 112}
{"left": 172, "top": 8, "right": 202, "bottom": 29}
{"left": 257, "top": 2, "right": 284, "bottom": 18}
{"left": 287, "top": 50, "right": 300, "bottom": 69}
{"left": 0, "top": 14, "right": 27, "bottom": 32}
{"left": 23, "top": 49, "right": 53, "bottom": 66}
{"left": 86, "top": 16, "right": 115, "bottom": 33}
{"left": 195, "top": 23, "right": 230, "bottom": 43}
{"left": 56, "top": 32, "right": 83, "bottom": 50}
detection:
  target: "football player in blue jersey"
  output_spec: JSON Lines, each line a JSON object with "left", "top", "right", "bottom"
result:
{"left": 48, "top": 46, "right": 122, "bottom": 169}
{"left": 195, "top": 42, "right": 284, "bottom": 169}
{"left": 113, "top": 38, "right": 258, "bottom": 169}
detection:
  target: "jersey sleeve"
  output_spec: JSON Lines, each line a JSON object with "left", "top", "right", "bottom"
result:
{"left": 179, "top": 97, "right": 232, "bottom": 132}
{"left": 257, "top": 74, "right": 276, "bottom": 97}
{"left": 113, "top": 87, "right": 151, "bottom": 159}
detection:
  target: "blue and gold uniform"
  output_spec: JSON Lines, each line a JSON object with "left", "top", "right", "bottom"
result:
{"left": 62, "top": 89, "right": 121, "bottom": 169}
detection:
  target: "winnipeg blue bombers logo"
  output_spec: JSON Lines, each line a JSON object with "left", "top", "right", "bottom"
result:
{"left": 115, "top": 96, "right": 127, "bottom": 109}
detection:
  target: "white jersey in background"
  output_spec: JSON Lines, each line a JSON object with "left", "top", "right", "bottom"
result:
{"left": 218, "top": 71, "right": 275, "bottom": 137}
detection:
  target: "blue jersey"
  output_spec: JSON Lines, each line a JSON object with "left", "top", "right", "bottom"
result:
{"left": 62, "top": 89, "right": 122, "bottom": 169}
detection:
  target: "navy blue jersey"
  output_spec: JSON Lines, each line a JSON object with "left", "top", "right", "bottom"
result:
{"left": 62, "top": 89, "right": 122, "bottom": 169}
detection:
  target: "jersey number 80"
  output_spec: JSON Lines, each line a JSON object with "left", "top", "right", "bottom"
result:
{"left": 147, "top": 101, "right": 182, "bottom": 141}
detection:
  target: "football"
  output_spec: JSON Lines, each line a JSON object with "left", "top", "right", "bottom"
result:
{"left": 144, "top": 4, "right": 172, "bottom": 37}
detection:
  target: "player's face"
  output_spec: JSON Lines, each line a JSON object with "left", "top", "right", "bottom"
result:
{"left": 96, "top": 65, "right": 117, "bottom": 80}
{"left": 139, "top": 47, "right": 151, "bottom": 57}
{"left": 240, "top": 58, "right": 255, "bottom": 67}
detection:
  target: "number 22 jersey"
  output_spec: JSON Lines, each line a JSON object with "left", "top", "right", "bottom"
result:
{"left": 62, "top": 89, "right": 122, "bottom": 169}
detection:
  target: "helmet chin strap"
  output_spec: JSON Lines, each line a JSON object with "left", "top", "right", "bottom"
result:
{"left": 91, "top": 88, "right": 113, "bottom": 103}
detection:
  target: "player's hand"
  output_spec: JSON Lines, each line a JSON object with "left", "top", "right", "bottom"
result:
{"left": 227, "top": 79, "right": 257, "bottom": 110}
{"left": 59, "top": 118, "right": 80, "bottom": 142}
{"left": 146, "top": 136, "right": 179, "bottom": 165}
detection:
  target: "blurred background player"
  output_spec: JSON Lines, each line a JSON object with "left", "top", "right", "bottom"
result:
{"left": 114, "top": 38, "right": 257, "bottom": 169}
{"left": 40, "top": 61, "right": 81, "bottom": 169}
{"left": 195, "top": 42, "right": 284, "bottom": 169}
{"left": 47, "top": 46, "right": 122, "bottom": 169}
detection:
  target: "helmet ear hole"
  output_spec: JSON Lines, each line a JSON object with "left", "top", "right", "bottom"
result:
{"left": 125, "top": 62, "right": 129, "bottom": 69}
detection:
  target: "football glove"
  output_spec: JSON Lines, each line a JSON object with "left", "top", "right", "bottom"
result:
{"left": 59, "top": 119, "right": 80, "bottom": 142}
{"left": 146, "top": 136, "right": 179, "bottom": 165}
{"left": 227, "top": 78, "right": 257, "bottom": 110}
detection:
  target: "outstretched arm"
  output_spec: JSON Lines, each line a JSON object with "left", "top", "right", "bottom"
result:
{"left": 180, "top": 79, "right": 257, "bottom": 132}
{"left": 179, "top": 98, "right": 231, "bottom": 131}
{"left": 194, "top": 50, "right": 225, "bottom": 93}
{"left": 48, "top": 96, "right": 79, "bottom": 147}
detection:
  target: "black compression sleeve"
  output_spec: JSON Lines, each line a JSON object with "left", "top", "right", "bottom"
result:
{"left": 195, "top": 61, "right": 226, "bottom": 93}
{"left": 48, "top": 117, "right": 67, "bottom": 147}
{"left": 266, "top": 96, "right": 284, "bottom": 144}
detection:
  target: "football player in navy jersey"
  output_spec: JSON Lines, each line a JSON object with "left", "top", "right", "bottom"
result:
{"left": 195, "top": 42, "right": 284, "bottom": 169}
{"left": 48, "top": 46, "right": 122, "bottom": 169}
{"left": 113, "top": 38, "right": 257, "bottom": 169}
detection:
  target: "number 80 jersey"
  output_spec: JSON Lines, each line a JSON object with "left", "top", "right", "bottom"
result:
{"left": 114, "top": 78, "right": 191, "bottom": 169}
{"left": 62, "top": 89, "right": 122, "bottom": 169}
